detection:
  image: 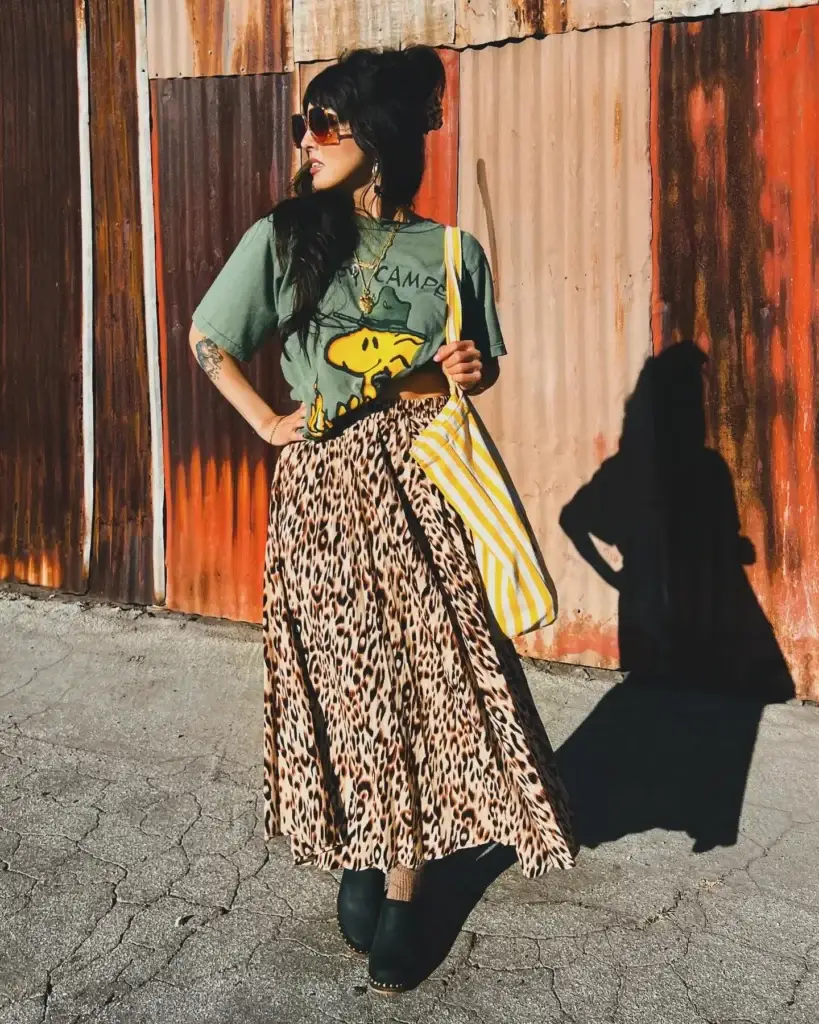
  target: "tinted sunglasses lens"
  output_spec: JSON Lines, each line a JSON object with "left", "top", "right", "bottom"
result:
{"left": 291, "top": 114, "right": 307, "bottom": 147}
{"left": 308, "top": 107, "right": 337, "bottom": 144}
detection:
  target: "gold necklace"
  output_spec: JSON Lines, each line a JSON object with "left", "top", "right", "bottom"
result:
{"left": 354, "top": 222, "right": 400, "bottom": 313}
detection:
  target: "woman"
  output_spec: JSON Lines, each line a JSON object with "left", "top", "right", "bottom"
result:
{"left": 189, "top": 46, "right": 575, "bottom": 994}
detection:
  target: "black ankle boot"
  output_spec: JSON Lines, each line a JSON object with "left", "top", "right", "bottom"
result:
{"left": 368, "top": 898, "right": 422, "bottom": 994}
{"left": 337, "top": 868, "right": 385, "bottom": 956}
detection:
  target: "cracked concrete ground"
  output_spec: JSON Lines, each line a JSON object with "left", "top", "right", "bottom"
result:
{"left": 1, "top": 591, "right": 818, "bottom": 1024}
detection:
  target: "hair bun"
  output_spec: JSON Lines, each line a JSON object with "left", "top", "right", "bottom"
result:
{"left": 423, "top": 86, "right": 444, "bottom": 133}
{"left": 379, "top": 47, "right": 445, "bottom": 133}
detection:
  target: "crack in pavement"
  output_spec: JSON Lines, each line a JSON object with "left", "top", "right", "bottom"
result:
{"left": 39, "top": 973, "right": 52, "bottom": 1024}
{"left": 0, "top": 641, "right": 74, "bottom": 703}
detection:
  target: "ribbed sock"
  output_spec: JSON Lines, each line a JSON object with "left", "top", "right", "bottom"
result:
{"left": 386, "top": 864, "right": 422, "bottom": 902}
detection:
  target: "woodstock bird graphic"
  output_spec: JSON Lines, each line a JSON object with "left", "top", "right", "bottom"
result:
{"left": 307, "top": 287, "right": 426, "bottom": 436}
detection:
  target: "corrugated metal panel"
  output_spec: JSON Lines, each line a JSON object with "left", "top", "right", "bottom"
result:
{"left": 87, "top": 0, "right": 154, "bottom": 604}
{"left": 458, "top": 28, "right": 653, "bottom": 667}
{"left": 292, "top": 0, "right": 656, "bottom": 58}
{"left": 0, "top": 0, "right": 88, "bottom": 592}
{"left": 655, "top": 0, "right": 815, "bottom": 21}
{"left": 651, "top": 8, "right": 819, "bottom": 701}
{"left": 293, "top": 0, "right": 453, "bottom": 63}
{"left": 147, "top": 0, "right": 292, "bottom": 78}
{"left": 568, "top": 0, "right": 654, "bottom": 30}
{"left": 152, "top": 74, "right": 294, "bottom": 622}
{"left": 455, "top": 0, "right": 653, "bottom": 45}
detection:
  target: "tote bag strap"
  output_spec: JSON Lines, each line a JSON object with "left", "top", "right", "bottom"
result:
{"left": 444, "top": 226, "right": 463, "bottom": 395}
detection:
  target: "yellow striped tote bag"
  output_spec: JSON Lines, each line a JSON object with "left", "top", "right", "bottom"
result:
{"left": 410, "top": 226, "right": 557, "bottom": 638}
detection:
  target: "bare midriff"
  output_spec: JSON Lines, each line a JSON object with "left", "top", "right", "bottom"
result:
{"left": 383, "top": 365, "right": 450, "bottom": 402}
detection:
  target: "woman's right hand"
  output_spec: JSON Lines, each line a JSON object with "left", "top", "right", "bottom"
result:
{"left": 260, "top": 405, "right": 307, "bottom": 447}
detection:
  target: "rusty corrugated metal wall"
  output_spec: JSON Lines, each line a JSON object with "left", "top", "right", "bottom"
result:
{"left": 294, "top": 0, "right": 454, "bottom": 61}
{"left": 87, "top": 0, "right": 155, "bottom": 604}
{"left": 459, "top": 27, "right": 653, "bottom": 668}
{"left": 455, "top": 0, "right": 653, "bottom": 44}
{"left": 655, "top": 0, "right": 816, "bottom": 19}
{"left": 152, "top": 73, "right": 294, "bottom": 622}
{"left": 292, "top": 0, "right": 679, "bottom": 58}
{"left": 0, "top": 0, "right": 88, "bottom": 593}
{"left": 147, "top": 0, "right": 292, "bottom": 77}
{"left": 6, "top": 0, "right": 819, "bottom": 700}
{"left": 651, "top": 7, "right": 819, "bottom": 700}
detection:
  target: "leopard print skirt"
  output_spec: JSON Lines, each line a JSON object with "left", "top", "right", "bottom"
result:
{"left": 262, "top": 396, "right": 576, "bottom": 878}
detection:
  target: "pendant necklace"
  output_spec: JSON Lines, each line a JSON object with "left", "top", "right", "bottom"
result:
{"left": 354, "top": 221, "right": 400, "bottom": 314}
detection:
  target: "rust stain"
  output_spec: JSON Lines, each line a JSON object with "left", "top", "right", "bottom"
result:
{"left": 512, "top": 0, "right": 568, "bottom": 36}
{"left": 1, "top": 0, "right": 86, "bottom": 592}
{"left": 230, "top": 6, "right": 265, "bottom": 74}
{"left": 150, "top": 0, "right": 290, "bottom": 76}
{"left": 545, "top": 613, "right": 620, "bottom": 666}
{"left": 651, "top": 9, "right": 819, "bottom": 701}
{"left": 0, "top": 550, "right": 64, "bottom": 590}
{"left": 185, "top": 0, "right": 226, "bottom": 77}
{"left": 614, "top": 293, "right": 625, "bottom": 348}
{"left": 263, "top": 0, "right": 289, "bottom": 75}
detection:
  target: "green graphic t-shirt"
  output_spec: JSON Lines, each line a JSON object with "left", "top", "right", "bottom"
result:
{"left": 192, "top": 214, "right": 506, "bottom": 439}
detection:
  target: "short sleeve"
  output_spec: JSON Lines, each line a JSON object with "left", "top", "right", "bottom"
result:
{"left": 192, "top": 217, "right": 280, "bottom": 362}
{"left": 461, "top": 231, "right": 506, "bottom": 359}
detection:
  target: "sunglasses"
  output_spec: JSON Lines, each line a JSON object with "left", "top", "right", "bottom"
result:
{"left": 291, "top": 107, "right": 354, "bottom": 148}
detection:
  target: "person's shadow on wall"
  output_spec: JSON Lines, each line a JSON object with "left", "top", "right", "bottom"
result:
{"left": 557, "top": 341, "right": 794, "bottom": 853}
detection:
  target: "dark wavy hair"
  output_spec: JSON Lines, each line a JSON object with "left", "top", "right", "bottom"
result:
{"left": 272, "top": 46, "right": 445, "bottom": 351}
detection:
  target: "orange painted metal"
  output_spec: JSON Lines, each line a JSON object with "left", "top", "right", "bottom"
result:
{"left": 87, "top": 0, "right": 154, "bottom": 604}
{"left": 152, "top": 74, "right": 294, "bottom": 622}
{"left": 651, "top": 8, "right": 819, "bottom": 700}
{"left": 0, "top": 0, "right": 86, "bottom": 593}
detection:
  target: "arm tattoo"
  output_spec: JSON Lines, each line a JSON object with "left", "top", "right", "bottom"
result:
{"left": 195, "top": 337, "right": 224, "bottom": 382}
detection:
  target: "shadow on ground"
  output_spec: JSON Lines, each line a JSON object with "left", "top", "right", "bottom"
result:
{"left": 416, "top": 841, "right": 518, "bottom": 981}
